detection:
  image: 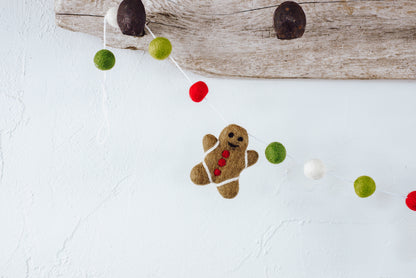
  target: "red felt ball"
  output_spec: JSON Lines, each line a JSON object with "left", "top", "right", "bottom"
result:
{"left": 189, "top": 81, "right": 208, "bottom": 102}
{"left": 405, "top": 191, "right": 416, "bottom": 211}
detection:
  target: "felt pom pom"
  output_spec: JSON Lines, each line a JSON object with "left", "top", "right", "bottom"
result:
{"left": 189, "top": 81, "right": 208, "bottom": 102}
{"left": 265, "top": 142, "right": 286, "bottom": 164}
{"left": 117, "top": 0, "right": 146, "bottom": 37}
{"left": 94, "top": 49, "right": 115, "bottom": 71}
{"left": 148, "top": 37, "right": 172, "bottom": 60}
{"left": 105, "top": 7, "right": 119, "bottom": 29}
{"left": 354, "top": 176, "right": 376, "bottom": 198}
{"left": 405, "top": 191, "right": 416, "bottom": 211}
{"left": 304, "top": 159, "right": 325, "bottom": 180}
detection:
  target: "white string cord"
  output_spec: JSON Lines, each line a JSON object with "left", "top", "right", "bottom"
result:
{"left": 169, "top": 56, "right": 192, "bottom": 84}
{"left": 96, "top": 18, "right": 110, "bottom": 145}
{"left": 248, "top": 132, "right": 268, "bottom": 146}
{"left": 145, "top": 25, "right": 156, "bottom": 38}
{"left": 328, "top": 172, "right": 406, "bottom": 198}
{"left": 103, "top": 17, "right": 107, "bottom": 49}
{"left": 328, "top": 172, "right": 353, "bottom": 184}
{"left": 204, "top": 98, "right": 228, "bottom": 124}
{"left": 378, "top": 190, "right": 406, "bottom": 198}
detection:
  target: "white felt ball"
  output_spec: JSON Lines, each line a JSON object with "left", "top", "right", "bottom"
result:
{"left": 105, "top": 7, "right": 119, "bottom": 29}
{"left": 304, "top": 159, "right": 325, "bottom": 180}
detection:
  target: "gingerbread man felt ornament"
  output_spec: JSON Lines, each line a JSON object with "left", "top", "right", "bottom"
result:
{"left": 190, "top": 124, "right": 259, "bottom": 199}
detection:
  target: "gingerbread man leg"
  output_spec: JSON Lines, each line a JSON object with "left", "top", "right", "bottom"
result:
{"left": 217, "top": 180, "right": 239, "bottom": 199}
{"left": 190, "top": 163, "right": 210, "bottom": 185}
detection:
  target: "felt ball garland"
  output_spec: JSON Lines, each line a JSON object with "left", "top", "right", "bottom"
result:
{"left": 89, "top": 2, "right": 416, "bottom": 210}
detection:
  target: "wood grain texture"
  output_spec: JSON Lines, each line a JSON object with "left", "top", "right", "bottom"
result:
{"left": 55, "top": 0, "right": 416, "bottom": 79}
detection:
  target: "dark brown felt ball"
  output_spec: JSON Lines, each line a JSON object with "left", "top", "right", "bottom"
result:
{"left": 273, "top": 1, "right": 306, "bottom": 40}
{"left": 117, "top": 0, "right": 146, "bottom": 37}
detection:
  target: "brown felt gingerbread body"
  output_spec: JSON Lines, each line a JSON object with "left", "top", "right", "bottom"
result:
{"left": 190, "top": 124, "right": 258, "bottom": 199}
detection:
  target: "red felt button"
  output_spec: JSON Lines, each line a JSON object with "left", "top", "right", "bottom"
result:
{"left": 222, "top": 150, "right": 230, "bottom": 158}
{"left": 218, "top": 158, "right": 226, "bottom": 167}
{"left": 406, "top": 191, "right": 416, "bottom": 211}
{"left": 214, "top": 169, "right": 221, "bottom": 176}
{"left": 189, "top": 81, "right": 208, "bottom": 102}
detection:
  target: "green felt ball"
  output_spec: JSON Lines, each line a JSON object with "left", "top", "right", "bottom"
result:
{"left": 94, "top": 49, "right": 115, "bottom": 70}
{"left": 148, "top": 37, "right": 172, "bottom": 60}
{"left": 354, "top": 176, "right": 376, "bottom": 198}
{"left": 265, "top": 142, "right": 286, "bottom": 164}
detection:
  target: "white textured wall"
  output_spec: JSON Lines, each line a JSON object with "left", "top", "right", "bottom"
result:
{"left": 1, "top": 1, "right": 416, "bottom": 277}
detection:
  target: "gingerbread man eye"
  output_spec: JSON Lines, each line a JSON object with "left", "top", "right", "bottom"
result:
{"left": 238, "top": 137, "right": 243, "bottom": 142}
{"left": 228, "top": 132, "right": 234, "bottom": 138}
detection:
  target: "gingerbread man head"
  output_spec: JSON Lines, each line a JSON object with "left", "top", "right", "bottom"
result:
{"left": 218, "top": 124, "right": 249, "bottom": 152}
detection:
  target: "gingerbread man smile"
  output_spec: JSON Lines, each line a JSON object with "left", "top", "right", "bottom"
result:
{"left": 227, "top": 142, "right": 239, "bottom": 148}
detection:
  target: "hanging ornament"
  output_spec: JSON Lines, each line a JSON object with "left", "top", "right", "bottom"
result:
{"left": 94, "top": 49, "right": 116, "bottom": 71}
{"left": 189, "top": 81, "right": 209, "bottom": 102}
{"left": 190, "top": 124, "right": 258, "bottom": 199}
{"left": 304, "top": 159, "right": 325, "bottom": 180}
{"left": 405, "top": 191, "right": 416, "bottom": 211}
{"left": 148, "top": 37, "right": 172, "bottom": 60}
{"left": 354, "top": 176, "right": 376, "bottom": 198}
{"left": 117, "top": 0, "right": 146, "bottom": 37}
{"left": 265, "top": 142, "right": 286, "bottom": 164}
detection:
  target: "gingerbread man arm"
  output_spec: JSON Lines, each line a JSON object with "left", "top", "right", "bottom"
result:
{"left": 247, "top": 150, "right": 259, "bottom": 167}
{"left": 203, "top": 134, "right": 218, "bottom": 152}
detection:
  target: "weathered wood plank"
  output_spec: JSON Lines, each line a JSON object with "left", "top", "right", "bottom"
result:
{"left": 55, "top": 0, "right": 416, "bottom": 79}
